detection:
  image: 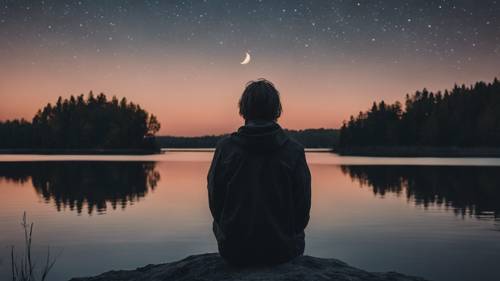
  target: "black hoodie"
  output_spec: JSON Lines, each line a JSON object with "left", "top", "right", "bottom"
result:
{"left": 207, "top": 121, "right": 311, "bottom": 265}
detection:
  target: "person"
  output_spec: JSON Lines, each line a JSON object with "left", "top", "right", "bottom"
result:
{"left": 207, "top": 78, "right": 311, "bottom": 266}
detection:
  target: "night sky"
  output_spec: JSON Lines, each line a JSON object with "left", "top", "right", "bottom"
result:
{"left": 1, "top": 0, "right": 500, "bottom": 135}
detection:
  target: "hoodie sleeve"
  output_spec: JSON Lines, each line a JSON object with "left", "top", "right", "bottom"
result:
{"left": 207, "top": 145, "right": 225, "bottom": 223}
{"left": 293, "top": 149, "right": 312, "bottom": 233}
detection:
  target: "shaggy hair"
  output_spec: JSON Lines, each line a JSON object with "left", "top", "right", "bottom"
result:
{"left": 238, "top": 79, "right": 282, "bottom": 121}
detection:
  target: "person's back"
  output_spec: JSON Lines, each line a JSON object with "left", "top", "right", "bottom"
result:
{"left": 207, "top": 79, "right": 311, "bottom": 266}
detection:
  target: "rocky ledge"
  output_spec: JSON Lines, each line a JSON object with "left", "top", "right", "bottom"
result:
{"left": 70, "top": 253, "right": 428, "bottom": 281}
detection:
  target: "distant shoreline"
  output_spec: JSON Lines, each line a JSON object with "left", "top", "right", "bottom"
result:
{"left": 162, "top": 148, "right": 334, "bottom": 152}
{"left": 5, "top": 147, "right": 500, "bottom": 157}
{"left": 335, "top": 146, "right": 500, "bottom": 158}
{"left": 0, "top": 148, "right": 334, "bottom": 155}
{"left": 0, "top": 148, "right": 162, "bottom": 155}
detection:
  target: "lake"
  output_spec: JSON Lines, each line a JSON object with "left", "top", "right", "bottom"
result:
{"left": 1, "top": 152, "right": 499, "bottom": 281}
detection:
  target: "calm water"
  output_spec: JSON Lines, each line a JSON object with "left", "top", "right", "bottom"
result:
{"left": 1, "top": 152, "right": 499, "bottom": 281}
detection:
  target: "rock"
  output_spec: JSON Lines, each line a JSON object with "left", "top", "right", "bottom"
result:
{"left": 69, "top": 253, "right": 429, "bottom": 281}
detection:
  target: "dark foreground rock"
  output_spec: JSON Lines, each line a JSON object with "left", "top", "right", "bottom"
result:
{"left": 69, "top": 253, "right": 429, "bottom": 281}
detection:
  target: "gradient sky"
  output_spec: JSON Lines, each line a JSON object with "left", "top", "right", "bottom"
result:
{"left": 1, "top": 0, "right": 500, "bottom": 135}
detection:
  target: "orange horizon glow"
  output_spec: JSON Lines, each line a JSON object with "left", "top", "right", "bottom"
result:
{"left": 1, "top": 51, "right": 499, "bottom": 136}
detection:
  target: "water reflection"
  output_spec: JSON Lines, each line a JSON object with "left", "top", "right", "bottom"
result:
{"left": 0, "top": 162, "right": 160, "bottom": 214}
{"left": 1, "top": 158, "right": 500, "bottom": 281}
{"left": 341, "top": 165, "right": 500, "bottom": 220}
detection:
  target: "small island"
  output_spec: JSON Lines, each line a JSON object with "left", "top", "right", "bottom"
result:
{"left": 0, "top": 92, "right": 161, "bottom": 154}
{"left": 69, "top": 253, "right": 428, "bottom": 281}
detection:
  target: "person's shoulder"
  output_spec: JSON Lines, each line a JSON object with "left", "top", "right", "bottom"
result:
{"left": 284, "top": 136, "right": 305, "bottom": 154}
{"left": 215, "top": 134, "right": 240, "bottom": 152}
{"left": 215, "top": 135, "right": 232, "bottom": 149}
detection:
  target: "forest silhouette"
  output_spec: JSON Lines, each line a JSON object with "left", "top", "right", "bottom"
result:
{"left": 3, "top": 78, "right": 500, "bottom": 151}
{"left": 339, "top": 78, "right": 500, "bottom": 148}
{"left": 0, "top": 92, "right": 160, "bottom": 150}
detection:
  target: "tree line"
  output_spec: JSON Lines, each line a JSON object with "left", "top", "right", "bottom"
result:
{"left": 339, "top": 78, "right": 500, "bottom": 147}
{"left": 0, "top": 92, "right": 160, "bottom": 150}
{"left": 156, "top": 128, "right": 338, "bottom": 148}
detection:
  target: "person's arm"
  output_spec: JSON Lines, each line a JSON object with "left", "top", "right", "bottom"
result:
{"left": 207, "top": 146, "right": 225, "bottom": 223}
{"left": 293, "top": 150, "right": 312, "bottom": 233}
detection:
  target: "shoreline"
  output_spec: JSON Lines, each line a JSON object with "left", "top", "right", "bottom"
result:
{"left": 4, "top": 146, "right": 500, "bottom": 158}
{"left": 335, "top": 146, "right": 500, "bottom": 158}
{"left": 0, "top": 148, "right": 162, "bottom": 155}
{"left": 162, "top": 148, "right": 334, "bottom": 152}
{"left": 0, "top": 148, "right": 334, "bottom": 155}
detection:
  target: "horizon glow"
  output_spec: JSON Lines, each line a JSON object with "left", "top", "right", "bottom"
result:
{"left": 1, "top": 1, "right": 499, "bottom": 136}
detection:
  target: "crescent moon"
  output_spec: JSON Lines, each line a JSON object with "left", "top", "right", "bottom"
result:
{"left": 240, "top": 52, "right": 251, "bottom": 65}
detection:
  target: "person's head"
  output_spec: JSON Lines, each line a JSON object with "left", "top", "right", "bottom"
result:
{"left": 238, "top": 79, "right": 282, "bottom": 122}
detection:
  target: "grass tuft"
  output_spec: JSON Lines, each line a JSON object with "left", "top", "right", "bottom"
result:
{"left": 11, "top": 212, "right": 58, "bottom": 281}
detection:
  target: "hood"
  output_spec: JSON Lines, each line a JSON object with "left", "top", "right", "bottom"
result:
{"left": 231, "top": 121, "right": 289, "bottom": 151}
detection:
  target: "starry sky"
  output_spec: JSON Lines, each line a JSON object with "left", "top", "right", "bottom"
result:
{"left": 1, "top": 0, "right": 500, "bottom": 135}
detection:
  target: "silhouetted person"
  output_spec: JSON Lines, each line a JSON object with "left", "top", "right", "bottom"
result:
{"left": 207, "top": 79, "right": 311, "bottom": 266}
